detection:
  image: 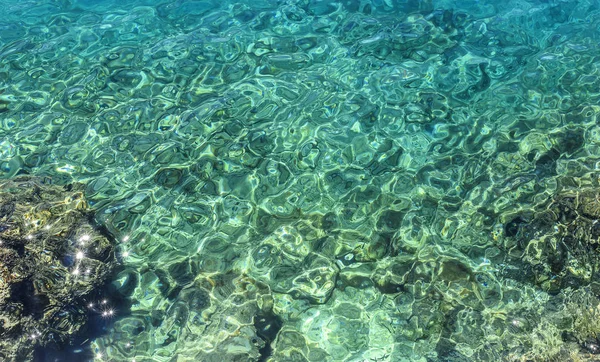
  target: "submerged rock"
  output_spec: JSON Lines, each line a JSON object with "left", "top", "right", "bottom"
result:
{"left": 501, "top": 189, "right": 600, "bottom": 291}
{"left": 0, "top": 177, "right": 116, "bottom": 361}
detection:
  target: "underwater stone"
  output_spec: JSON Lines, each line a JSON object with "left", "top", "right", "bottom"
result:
{"left": 500, "top": 188, "right": 600, "bottom": 295}
{"left": 58, "top": 121, "right": 89, "bottom": 145}
{"left": 154, "top": 167, "right": 184, "bottom": 188}
{"left": 0, "top": 176, "right": 116, "bottom": 361}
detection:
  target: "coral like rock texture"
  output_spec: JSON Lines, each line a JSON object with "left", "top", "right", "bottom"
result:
{"left": 0, "top": 177, "right": 115, "bottom": 361}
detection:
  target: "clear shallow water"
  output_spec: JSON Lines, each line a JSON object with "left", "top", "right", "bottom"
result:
{"left": 2, "top": 0, "right": 600, "bottom": 361}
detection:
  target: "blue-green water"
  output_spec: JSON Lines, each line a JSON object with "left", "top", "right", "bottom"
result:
{"left": 2, "top": 0, "right": 600, "bottom": 361}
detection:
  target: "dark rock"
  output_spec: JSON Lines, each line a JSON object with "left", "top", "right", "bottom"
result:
{"left": 0, "top": 177, "right": 116, "bottom": 360}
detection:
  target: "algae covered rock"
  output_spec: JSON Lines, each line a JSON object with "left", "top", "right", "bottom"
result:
{"left": 0, "top": 177, "right": 116, "bottom": 361}
{"left": 501, "top": 189, "right": 600, "bottom": 292}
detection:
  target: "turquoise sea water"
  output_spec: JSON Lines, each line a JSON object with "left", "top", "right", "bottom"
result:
{"left": 3, "top": 0, "right": 600, "bottom": 361}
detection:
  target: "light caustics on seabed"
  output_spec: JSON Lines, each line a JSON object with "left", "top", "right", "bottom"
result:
{"left": 1, "top": 0, "right": 600, "bottom": 361}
